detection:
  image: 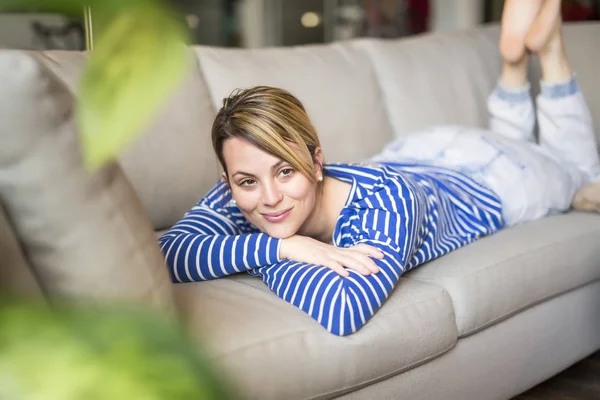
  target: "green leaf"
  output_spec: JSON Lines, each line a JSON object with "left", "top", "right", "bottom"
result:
{"left": 0, "top": 303, "right": 237, "bottom": 399}
{"left": 77, "top": 3, "right": 190, "bottom": 170}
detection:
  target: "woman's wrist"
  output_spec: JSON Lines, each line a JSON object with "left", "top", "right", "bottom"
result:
{"left": 276, "top": 237, "right": 286, "bottom": 261}
{"left": 278, "top": 236, "right": 296, "bottom": 261}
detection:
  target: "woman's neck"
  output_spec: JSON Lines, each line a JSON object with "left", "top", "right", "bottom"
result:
{"left": 300, "top": 176, "right": 351, "bottom": 244}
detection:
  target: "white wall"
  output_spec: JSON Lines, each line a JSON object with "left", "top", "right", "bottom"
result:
{"left": 431, "top": 0, "right": 484, "bottom": 32}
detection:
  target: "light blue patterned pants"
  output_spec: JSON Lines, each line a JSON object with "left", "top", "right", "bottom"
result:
{"left": 370, "top": 76, "right": 600, "bottom": 226}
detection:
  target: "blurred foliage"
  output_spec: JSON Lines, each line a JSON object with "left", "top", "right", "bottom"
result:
{"left": 0, "top": 0, "right": 190, "bottom": 170}
{"left": 0, "top": 2, "right": 223, "bottom": 397}
{"left": 0, "top": 302, "right": 237, "bottom": 399}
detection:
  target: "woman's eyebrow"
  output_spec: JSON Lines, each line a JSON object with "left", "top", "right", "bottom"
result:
{"left": 231, "top": 170, "right": 254, "bottom": 178}
{"left": 271, "top": 160, "right": 286, "bottom": 171}
{"left": 231, "top": 160, "right": 286, "bottom": 178}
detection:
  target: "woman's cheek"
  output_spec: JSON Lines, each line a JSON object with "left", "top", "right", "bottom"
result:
{"left": 232, "top": 188, "right": 259, "bottom": 212}
{"left": 285, "top": 176, "right": 314, "bottom": 200}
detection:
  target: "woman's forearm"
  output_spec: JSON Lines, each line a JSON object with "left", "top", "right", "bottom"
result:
{"left": 258, "top": 239, "right": 405, "bottom": 336}
{"left": 160, "top": 231, "right": 281, "bottom": 282}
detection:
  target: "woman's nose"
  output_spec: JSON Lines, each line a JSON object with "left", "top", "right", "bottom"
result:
{"left": 261, "top": 182, "right": 283, "bottom": 207}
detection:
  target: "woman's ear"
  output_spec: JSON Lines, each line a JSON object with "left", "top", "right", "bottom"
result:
{"left": 222, "top": 171, "right": 237, "bottom": 204}
{"left": 313, "top": 147, "right": 324, "bottom": 180}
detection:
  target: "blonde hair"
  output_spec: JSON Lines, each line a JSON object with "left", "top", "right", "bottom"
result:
{"left": 211, "top": 86, "right": 322, "bottom": 181}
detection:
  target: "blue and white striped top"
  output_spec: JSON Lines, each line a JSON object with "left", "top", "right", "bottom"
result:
{"left": 159, "top": 163, "right": 504, "bottom": 336}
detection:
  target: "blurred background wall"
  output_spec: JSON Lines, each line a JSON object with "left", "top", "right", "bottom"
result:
{"left": 1, "top": 0, "right": 599, "bottom": 50}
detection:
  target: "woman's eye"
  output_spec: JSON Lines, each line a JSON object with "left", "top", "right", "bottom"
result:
{"left": 280, "top": 168, "right": 294, "bottom": 177}
{"left": 240, "top": 179, "right": 256, "bottom": 187}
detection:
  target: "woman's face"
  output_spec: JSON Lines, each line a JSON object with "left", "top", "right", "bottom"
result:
{"left": 222, "top": 137, "right": 321, "bottom": 239}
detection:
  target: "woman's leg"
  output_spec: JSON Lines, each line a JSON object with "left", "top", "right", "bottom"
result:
{"left": 528, "top": 2, "right": 600, "bottom": 212}
{"left": 488, "top": 0, "right": 540, "bottom": 142}
{"left": 487, "top": 56, "right": 535, "bottom": 142}
{"left": 532, "top": 10, "right": 600, "bottom": 183}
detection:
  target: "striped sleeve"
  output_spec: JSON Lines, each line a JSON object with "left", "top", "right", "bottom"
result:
{"left": 256, "top": 176, "right": 419, "bottom": 336}
{"left": 159, "top": 205, "right": 282, "bottom": 282}
{"left": 257, "top": 239, "right": 407, "bottom": 336}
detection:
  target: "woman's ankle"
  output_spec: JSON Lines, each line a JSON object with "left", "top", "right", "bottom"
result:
{"left": 501, "top": 55, "right": 529, "bottom": 89}
{"left": 538, "top": 40, "right": 573, "bottom": 83}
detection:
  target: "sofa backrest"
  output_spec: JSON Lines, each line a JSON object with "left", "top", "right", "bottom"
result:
{"left": 355, "top": 25, "right": 502, "bottom": 136}
{"left": 0, "top": 202, "right": 45, "bottom": 299}
{"left": 352, "top": 23, "right": 600, "bottom": 143}
{"left": 29, "top": 22, "right": 600, "bottom": 232}
{"left": 35, "top": 50, "right": 219, "bottom": 231}
{"left": 193, "top": 42, "right": 395, "bottom": 165}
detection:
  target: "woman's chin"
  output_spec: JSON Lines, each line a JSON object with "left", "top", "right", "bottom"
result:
{"left": 261, "top": 224, "right": 298, "bottom": 239}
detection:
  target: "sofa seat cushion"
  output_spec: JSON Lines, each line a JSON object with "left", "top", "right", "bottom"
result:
{"left": 404, "top": 212, "right": 600, "bottom": 337}
{"left": 173, "top": 275, "right": 457, "bottom": 400}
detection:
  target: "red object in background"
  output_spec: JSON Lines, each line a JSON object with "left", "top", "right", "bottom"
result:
{"left": 408, "top": 0, "right": 429, "bottom": 34}
{"left": 562, "top": 1, "right": 596, "bottom": 21}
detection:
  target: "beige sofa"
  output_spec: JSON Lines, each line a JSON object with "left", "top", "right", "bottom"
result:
{"left": 1, "top": 23, "right": 600, "bottom": 400}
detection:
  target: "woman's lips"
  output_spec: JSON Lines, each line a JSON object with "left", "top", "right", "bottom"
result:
{"left": 262, "top": 208, "right": 292, "bottom": 223}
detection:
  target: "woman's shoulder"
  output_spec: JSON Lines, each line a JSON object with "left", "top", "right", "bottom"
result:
{"left": 189, "top": 179, "right": 257, "bottom": 232}
{"left": 325, "top": 162, "right": 395, "bottom": 179}
{"left": 197, "top": 178, "right": 235, "bottom": 210}
{"left": 325, "top": 162, "right": 402, "bottom": 186}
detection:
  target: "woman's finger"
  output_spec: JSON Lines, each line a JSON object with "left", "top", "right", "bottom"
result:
{"left": 355, "top": 253, "right": 381, "bottom": 273}
{"left": 353, "top": 243, "right": 384, "bottom": 259}
{"left": 332, "top": 252, "right": 372, "bottom": 276}
{"left": 352, "top": 253, "right": 380, "bottom": 274}
{"left": 325, "top": 260, "right": 349, "bottom": 277}
{"left": 342, "top": 249, "right": 382, "bottom": 273}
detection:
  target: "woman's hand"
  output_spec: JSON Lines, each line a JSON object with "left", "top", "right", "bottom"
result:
{"left": 279, "top": 235, "right": 383, "bottom": 277}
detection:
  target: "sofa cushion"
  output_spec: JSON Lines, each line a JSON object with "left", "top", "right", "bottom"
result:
{"left": 0, "top": 50, "right": 174, "bottom": 310}
{"left": 174, "top": 275, "right": 457, "bottom": 400}
{"left": 357, "top": 25, "right": 502, "bottom": 137}
{"left": 404, "top": 212, "right": 600, "bottom": 337}
{"left": 36, "top": 50, "right": 219, "bottom": 231}
{"left": 0, "top": 202, "right": 45, "bottom": 299}
{"left": 193, "top": 42, "right": 394, "bottom": 164}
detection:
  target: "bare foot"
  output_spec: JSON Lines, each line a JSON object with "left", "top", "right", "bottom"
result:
{"left": 500, "top": 0, "right": 543, "bottom": 63}
{"left": 527, "top": 0, "right": 571, "bottom": 83}
{"left": 572, "top": 181, "right": 600, "bottom": 213}
{"left": 525, "top": 0, "right": 562, "bottom": 54}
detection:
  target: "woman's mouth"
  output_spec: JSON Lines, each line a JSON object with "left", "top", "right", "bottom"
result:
{"left": 262, "top": 208, "right": 292, "bottom": 223}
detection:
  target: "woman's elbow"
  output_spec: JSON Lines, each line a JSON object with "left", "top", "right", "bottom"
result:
{"left": 324, "top": 311, "right": 365, "bottom": 336}
{"left": 319, "top": 292, "right": 367, "bottom": 336}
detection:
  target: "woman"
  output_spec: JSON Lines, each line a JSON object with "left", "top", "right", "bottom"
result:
{"left": 159, "top": 0, "right": 600, "bottom": 336}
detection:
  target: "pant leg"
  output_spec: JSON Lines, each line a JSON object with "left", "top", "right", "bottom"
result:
{"left": 369, "top": 125, "right": 559, "bottom": 226}
{"left": 536, "top": 76, "right": 600, "bottom": 183}
{"left": 487, "top": 81, "right": 536, "bottom": 142}
{"left": 371, "top": 125, "right": 578, "bottom": 227}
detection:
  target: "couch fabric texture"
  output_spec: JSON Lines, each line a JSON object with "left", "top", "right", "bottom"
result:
{"left": 0, "top": 52, "right": 174, "bottom": 310}
{"left": 1, "top": 23, "right": 599, "bottom": 400}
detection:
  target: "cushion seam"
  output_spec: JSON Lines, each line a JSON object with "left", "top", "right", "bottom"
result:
{"left": 212, "top": 288, "right": 455, "bottom": 359}
{"left": 409, "top": 228, "right": 600, "bottom": 336}
{"left": 407, "top": 224, "right": 600, "bottom": 279}
{"left": 459, "top": 277, "right": 600, "bottom": 338}
{"left": 309, "top": 341, "right": 457, "bottom": 400}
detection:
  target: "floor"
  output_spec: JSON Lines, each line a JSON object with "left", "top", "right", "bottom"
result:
{"left": 512, "top": 350, "right": 600, "bottom": 400}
